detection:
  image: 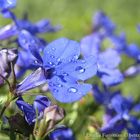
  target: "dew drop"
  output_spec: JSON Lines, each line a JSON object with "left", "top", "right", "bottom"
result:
{"left": 50, "top": 55, "right": 55, "bottom": 58}
{"left": 57, "top": 84, "right": 63, "bottom": 87}
{"left": 75, "top": 66, "right": 85, "bottom": 73}
{"left": 57, "top": 58, "right": 61, "bottom": 62}
{"left": 74, "top": 55, "right": 78, "bottom": 59}
{"left": 63, "top": 73, "right": 69, "bottom": 76}
{"left": 81, "top": 60, "right": 86, "bottom": 63}
{"left": 21, "top": 105, "right": 24, "bottom": 110}
{"left": 52, "top": 47, "right": 56, "bottom": 51}
{"left": 22, "top": 39, "right": 27, "bottom": 44}
{"left": 53, "top": 89, "right": 58, "bottom": 93}
{"left": 34, "top": 60, "right": 38, "bottom": 64}
{"left": 68, "top": 87, "right": 78, "bottom": 93}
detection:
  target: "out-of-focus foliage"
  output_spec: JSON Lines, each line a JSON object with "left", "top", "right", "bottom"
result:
{"left": 0, "top": 0, "right": 140, "bottom": 140}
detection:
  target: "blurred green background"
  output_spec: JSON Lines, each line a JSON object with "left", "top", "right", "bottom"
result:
{"left": 0, "top": 0, "right": 140, "bottom": 140}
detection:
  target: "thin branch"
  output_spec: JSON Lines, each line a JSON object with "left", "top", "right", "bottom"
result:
{"left": 0, "top": 74, "right": 11, "bottom": 89}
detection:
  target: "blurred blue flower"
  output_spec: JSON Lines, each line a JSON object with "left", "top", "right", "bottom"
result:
{"left": 126, "top": 44, "right": 140, "bottom": 63}
{"left": 124, "top": 64, "right": 140, "bottom": 77}
{"left": 81, "top": 34, "right": 123, "bottom": 86}
{"left": 0, "top": 0, "right": 16, "bottom": 9}
{"left": 95, "top": 87, "right": 140, "bottom": 138}
{"left": 97, "top": 48, "right": 123, "bottom": 86}
{"left": 16, "top": 37, "right": 97, "bottom": 103}
{"left": 15, "top": 30, "right": 45, "bottom": 78}
{"left": 92, "top": 84, "right": 120, "bottom": 106}
{"left": 80, "top": 33, "right": 102, "bottom": 57}
{"left": 0, "top": 17, "right": 60, "bottom": 40}
{"left": 49, "top": 126, "right": 75, "bottom": 140}
{"left": 16, "top": 95, "right": 51, "bottom": 125}
{"left": 92, "top": 11, "right": 116, "bottom": 36}
{"left": 86, "top": 11, "right": 140, "bottom": 67}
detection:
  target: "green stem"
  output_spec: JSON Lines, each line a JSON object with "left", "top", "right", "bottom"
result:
{"left": 0, "top": 95, "right": 17, "bottom": 119}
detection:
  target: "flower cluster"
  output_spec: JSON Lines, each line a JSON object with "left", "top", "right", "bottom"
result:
{"left": 0, "top": 0, "right": 140, "bottom": 140}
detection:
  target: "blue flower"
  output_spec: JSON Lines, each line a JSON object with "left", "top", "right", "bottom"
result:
{"left": 16, "top": 37, "right": 97, "bottom": 103}
{"left": 97, "top": 89, "right": 140, "bottom": 138}
{"left": 126, "top": 44, "right": 140, "bottom": 63}
{"left": 80, "top": 33, "right": 102, "bottom": 57}
{"left": 0, "top": 24, "right": 17, "bottom": 40}
{"left": 0, "top": 0, "right": 16, "bottom": 9}
{"left": 15, "top": 30, "right": 45, "bottom": 78}
{"left": 92, "top": 12, "right": 140, "bottom": 63}
{"left": 15, "top": 18, "right": 60, "bottom": 35}
{"left": 0, "top": 17, "right": 60, "bottom": 40}
{"left": 92, "top": 11, "right": 116, "bottom": 36}
{"left": 81, "top": 34, "right": 123, "bottom": 86}
{"left": 16, "top": 95, "right": 51, "bottom": 125}
{"left": 49, "top": 126, "right": 75, "bottom": 140}
{"left": 92, "top": 84, "right": 120, "bottom": 106}
{"left": 97, "top": 48, "right": 123, "bottom": 86}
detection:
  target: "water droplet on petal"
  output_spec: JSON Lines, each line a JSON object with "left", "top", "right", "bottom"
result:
{"left": 52, "top": 47, "right": 56, "bottom": 51}
{"left": 57, "top": 58, "right": 62, "bottom": 65}
{"left": 57, "top": 58, "right": 61, "bottom": 62}
{"left": 49, "top": 62, "right": 52, "bottom": 65}
{"left": 50, "top": 55, "right": 55, "bottom": 58}
{"left": 53, "top": 89, "right": 58, "bottom": 93}
{"left": 68, "top": 87, "right": 78, "bottom": 93}
{"left": 22, "top": 39, "right": 27, "bottom": 44}
{"left": 75, "top": 66, "right": 85, "bottom": 73}
{"left": 81, "top": 60, "right": 86, "bottom": 63}
{"left": 58, "top": 84, "right": 63, "bottom": 87}
{"left": 21, "top": 105, "right": 24, "bottom": 110}
{"left": 74, "top": 55, "right": 78, "bottom": 59}
{"left": 63, "top": 72, "right": 69, "bottom": 76}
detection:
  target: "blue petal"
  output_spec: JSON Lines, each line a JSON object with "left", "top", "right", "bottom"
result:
{"left": 100, "top": 114, "right": 125, "bottom": 134}
{"left": 124, "top": 65, "right": 140, "bottom": 77}
{"left": 98, "top": 69, "right": 124, "bottom": 86}
{"left": 16, "top": 50, "right": 37, "bottom": 69}
{"left": 16, "top": 97, "right": 35, "bottom": 125}
{"left": 126, "top": 44, "right": 140, "bottom": 61}
{"left": 49, "top": 126, "right": 75, "bottom": 140}
{"left": 56, "top": 56, "right": 97, "bottom": 81}
{"left": 111, "top": 94, "right": 133, "bottom": 114}
{"left": 0, "top": 0, "right": 16, "bottom": 9}
{"left": 128, "top": 116, "right": 140, "bottom": 135}
{"left": 0, "top": 24, "right": 17, "bottom": 40}
{"left": 133, "top": 104, "right": 140, "bottom": 112}
{"left": 48, "top": 76, "right": 92, "bottom": 103}
{"left": 35, "top": 19, "right": 61, "bottom": 33}
{"left": 80, "top": 33, "right": 101, "bottom": 57}
{"left": 110, "top": 33, "right": 127, "bottom": 52}
{"left": 137, "top": 24, "right": 140, "bottom": 33}
{"left": 16, "top": 19, "right": 37, "bottom": 33}
{"left": 42, "top": 38, "right": 80, "bottom": 68}
{"left": 92, "top": 85, "right": 107, "bottom": 104}
{"left": 15, "top": 67, "right": 26, "bottom": 79}
{"left": 18, "top": 30, "right": 43, "bottom": 62}
{"left": 92, "top": 11, "right": 115, "bottom": 35}
{"left": 98, "top": 48, "right": 121, "bottom": 69}
{"left": 16, "top": 68, "right": 47, "bottom": 94}
{"left": 33, "top": 95, "right": 51, "bottom": 113}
